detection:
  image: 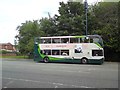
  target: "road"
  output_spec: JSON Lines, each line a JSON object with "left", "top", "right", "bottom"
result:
{"left": 1, "top": 58, "right": 119, "bottom": 88}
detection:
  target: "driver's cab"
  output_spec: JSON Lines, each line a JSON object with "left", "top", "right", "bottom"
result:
{"left": 87, "top": 35, "right": 104, "bottom": 47}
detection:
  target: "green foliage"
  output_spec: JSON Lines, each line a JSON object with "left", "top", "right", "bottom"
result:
{"left": 56, "top": 2, "right": 85, "bottom": 35}
{"left": 1, "top": 55, "right": 28, "bottom": 59}
{"left": 16, "top": 20, "right": 45, "bottom": 55}
{"left": 0, "top": 50, "right": 12, "bottom": 54}
{"left": 91, "top": 2, "right": 119, "bottom": 52}
{"left": 39, "top": 17, "right": 58, "bottom": 36}
{"left": 118, "top": 1, "right": 120, "bottom": 52}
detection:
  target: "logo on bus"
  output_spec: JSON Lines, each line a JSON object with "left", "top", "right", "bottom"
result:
{"left": 75, "top": 45, "right": 82, "bottom": 53}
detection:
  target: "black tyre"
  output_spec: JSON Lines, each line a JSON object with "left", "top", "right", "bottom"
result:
{"left": 43, "top": 57, "right": 49, "bottom": 63}
{"left": 81, "top": 58, "right": 88, "bottom": 64}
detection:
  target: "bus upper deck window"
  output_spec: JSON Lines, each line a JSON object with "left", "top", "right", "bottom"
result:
{"left": 52, "top": 38, "right": 60, "bottom": 43}
{"left": 35, "top": 38, "right": 41, "bottom": 44}
{"left": 80, "top": 38, "right": 84, "bottom": 43}
{"left": 90, "top": 39, "right": 93, "bottom": 43}
{"left": 61, "top": 38, "right": 69, "bottom": 43}
{"left": 40, "top": 39, "right": 44, "bottom": 44}
{"left": 84, "top": 37, "right": 89, "bottom": 43}
{"left": 70, "top": 38, "right": 79, "bottom": 43}
{"left": 43, "top": 38, "right": 51, "bottom": 44}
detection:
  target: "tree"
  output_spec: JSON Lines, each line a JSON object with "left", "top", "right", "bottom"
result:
{"left": 55, "top": 1, "right": 97, "bottom": 36}
{"left": 16, "top": 20, "right": 44, "bottom": 55}
{"left": 91, "top": 2, "right": 119, "bottom": 52}
{"left": 16, "top": 17, "right": 57, "bottom": 55}
{"left": 56, "top": 2, "right": 86, "bottom": 35}
{"left": 39, "top": 17, "right": 58, "bottom": 36}
{"left": 118, "top": 1, "right": 120, "bottom": 52}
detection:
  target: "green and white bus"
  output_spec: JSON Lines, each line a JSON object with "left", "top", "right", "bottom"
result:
{"left": 34, "top": 35, "right": 104, "bottom": 64}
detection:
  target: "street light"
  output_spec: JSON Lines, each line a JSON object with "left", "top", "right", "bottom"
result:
{"left": 84, "top": 0, "right": 88, "bottom": 36}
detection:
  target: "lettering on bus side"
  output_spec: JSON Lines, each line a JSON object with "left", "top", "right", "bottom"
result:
{"left": 56, "top": 45, "right": 67, "bottom": 48}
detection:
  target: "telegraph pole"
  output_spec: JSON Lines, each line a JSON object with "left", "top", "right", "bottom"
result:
{"left": 84, "top": 0, "right": 88, "bottom": 36}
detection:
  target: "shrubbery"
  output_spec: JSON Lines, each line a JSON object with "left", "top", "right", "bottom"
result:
{"left": 0, "top": 50, "right": 13, "bottom": 54}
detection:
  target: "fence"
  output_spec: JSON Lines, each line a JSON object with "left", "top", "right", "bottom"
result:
{"left": 1, "top": 53, "right": 16, "bottom": 56}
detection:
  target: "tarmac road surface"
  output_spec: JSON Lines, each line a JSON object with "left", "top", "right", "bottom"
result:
{"left": 1, "top": 58, "right": 119, "bottom": 88}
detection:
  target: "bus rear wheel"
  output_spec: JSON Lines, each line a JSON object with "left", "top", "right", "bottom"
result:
{"left": 43, "top": 57, "right": 49, "bottom": 63}
{"left": 81, "top": 58, "right": 88, "bottom": 64}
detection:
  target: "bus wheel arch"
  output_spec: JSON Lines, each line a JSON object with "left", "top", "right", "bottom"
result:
{"left": 81, "top": 57, "right": 88, "bottom": 64}
{"left": 43, "top": 56, "right": 49, "bottom": 63}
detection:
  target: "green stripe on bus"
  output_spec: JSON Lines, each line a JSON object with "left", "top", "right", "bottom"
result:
{"left": 74, "top": 36, "right": 86, "bottom": 38}
{"left": 49, "top": 57, "right": 63, "bottom": 60}
{"left": 94, "top": 42, "right": 102, "bottom": 48}
{"left": 38, "top": 45, "right": 45, "bottom": 58}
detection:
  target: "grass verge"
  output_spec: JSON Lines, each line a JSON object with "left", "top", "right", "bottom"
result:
{"left": 0, "top": 55, "right": 29, "bottom": 59}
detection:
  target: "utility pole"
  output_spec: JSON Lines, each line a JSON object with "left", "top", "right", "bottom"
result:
{"left": 48, "top": 12, "right": 52, "bottom": 20}
{"left": 84, "top": 0, "right": 88, "bottom": 36}
{"left": 14, "top": 39, "right": 17, "bottom": 54}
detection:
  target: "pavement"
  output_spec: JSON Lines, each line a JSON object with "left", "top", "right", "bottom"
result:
{"left": 1, "top": 58, "right": 119, "bottom": 89}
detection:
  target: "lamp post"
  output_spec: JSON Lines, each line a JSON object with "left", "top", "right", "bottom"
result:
{"left": 84, "top": 0, "right": 88, "bottom": 36}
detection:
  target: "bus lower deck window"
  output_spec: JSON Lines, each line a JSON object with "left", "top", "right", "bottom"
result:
{"left": 41, "top": 50, "right": 51, "bottom": 55}
{"left": 61, "top": 50, "right": 69, "bottom": 56}
{"left": 52, "top": 50, "right": 60, "bottom": 55}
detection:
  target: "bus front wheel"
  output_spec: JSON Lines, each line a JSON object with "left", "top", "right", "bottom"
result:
{"left": 81, "top": 58, "right": 88, "bottom": 64}
{"left": 43, "top": 57, "right": 49, "bottom": 63}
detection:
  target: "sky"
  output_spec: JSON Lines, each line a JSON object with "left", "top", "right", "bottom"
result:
{"left": 0, "top": 0, "right": 102, "bottom": 45}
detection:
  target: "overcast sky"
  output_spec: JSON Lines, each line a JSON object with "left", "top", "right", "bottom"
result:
{"left": 0, "top": 0, "right": 102, "bottom": 44}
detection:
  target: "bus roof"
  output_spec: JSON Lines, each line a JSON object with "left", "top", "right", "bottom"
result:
{"left": 35, "top": 35, "right": 101, "bottom": 39}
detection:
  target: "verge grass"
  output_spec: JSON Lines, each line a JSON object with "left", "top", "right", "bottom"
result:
{"left": 0, "top": 55, "right": 28, "bottom": 59}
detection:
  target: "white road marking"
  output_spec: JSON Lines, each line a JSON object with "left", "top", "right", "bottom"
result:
{"left": 78, "top": 70, "right": 90, "bottom": 73}
{"left": 3, "top": 87, "right": 7, "bottom": 88}
{"left": 41, "top": 68, "right": 90, "bottom": 73}
{"left": 88, "top": 68, "right": 96, "bottom": 71}
{"left": 3, "top": 80, "right": 14, "bottom": 89}
{"left": 6, "top": 81, "right": 13, "bottom": 86}
{"left": 71, "top": 85, "right": 91, "bottom": 88}
{"left": 53, "top": 82, "right": 63, "bottom": 86}
{"left": 2, "top": 77, "right": 93, "bottom": 88}
{"left": 55, "top": 85, "right": 58, "bottom": 88}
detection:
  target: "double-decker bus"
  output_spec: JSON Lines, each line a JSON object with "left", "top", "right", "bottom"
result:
{"left": 34, "top": 35, "right": 104, "bottom": 64}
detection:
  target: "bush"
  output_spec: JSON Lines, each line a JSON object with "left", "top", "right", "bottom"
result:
{"left": 0, "top": 50, "right": 16, "bottom": 54}
{"left": 0, "top": 50, "right": 10, "bottom": 54}
{"left": 104, "top": 46, "right": 120, "bottom": 62}
{"left": 16, "top": 52, "right": 22, "bottom": 56}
